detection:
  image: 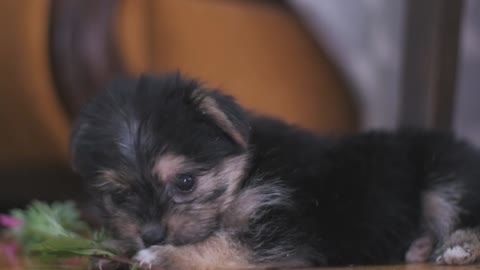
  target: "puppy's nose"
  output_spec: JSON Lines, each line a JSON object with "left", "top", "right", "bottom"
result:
{"left": 141, "top": 225, "right": 166, "bottom": 247}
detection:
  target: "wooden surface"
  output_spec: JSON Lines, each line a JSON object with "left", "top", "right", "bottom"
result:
{"left": 322, "top": 265, "right": 480, "bottom": 270}
{"left": 0, "top": 256, "right": 480, "bottom": 270}
{"left": 1, "top": 251, "right": 480, "bottom": 269}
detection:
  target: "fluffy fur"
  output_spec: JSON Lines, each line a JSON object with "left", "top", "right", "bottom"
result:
{"left": 71, "top": 73, "right": 480, "bottom": 269}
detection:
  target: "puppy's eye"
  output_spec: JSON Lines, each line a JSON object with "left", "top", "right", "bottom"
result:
{"left": 174, "top": 174, "right": 196, "bottom": 192}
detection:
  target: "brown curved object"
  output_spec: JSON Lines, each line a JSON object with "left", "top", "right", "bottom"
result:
{"left": 116, "top": 0, "right": 358, "bottom": 134}
{"left": 49, "top": 0, "right": 357, "bottom": 133}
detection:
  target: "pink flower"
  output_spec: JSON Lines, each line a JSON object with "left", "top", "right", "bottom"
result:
{"left": 0, "top": 242, "right": 21, "bottom": 267}
{"left": 0, "top": 214, "right": 23, "bottom": 228}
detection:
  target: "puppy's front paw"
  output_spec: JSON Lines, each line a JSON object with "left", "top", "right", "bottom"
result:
{"left": 434, "top": 229, "right": 480, "bottom": 265}
{"left": 134, "top": 248, "right": 157, "bottom": 269}
{"left": 133, "top": 245, "right": 175, "bottom": 269}
{"left": 435, "top": 244, "right": 476, "bottom": 265}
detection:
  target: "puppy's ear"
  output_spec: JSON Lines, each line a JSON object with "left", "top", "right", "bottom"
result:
{"left": 192, "top": 89, "right": 250, "bottom": 148}
{"left": 69, "top": 78, "right": 138, "bottom": 177}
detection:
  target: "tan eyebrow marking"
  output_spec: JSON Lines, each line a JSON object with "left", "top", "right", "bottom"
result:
{"left": 153, "top": 153, "right": 188, "bottom": 182}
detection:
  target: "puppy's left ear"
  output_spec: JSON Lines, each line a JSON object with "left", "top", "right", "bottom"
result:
{"left": 192, "top": 89, "right": 250, "bottom": 148}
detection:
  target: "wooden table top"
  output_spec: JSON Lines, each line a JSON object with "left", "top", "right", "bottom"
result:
{"left": 321, "top": 265, "right": 480, "bottom": 270}
{"left": 2, "top": 260, "right": 480, "bottom": 270}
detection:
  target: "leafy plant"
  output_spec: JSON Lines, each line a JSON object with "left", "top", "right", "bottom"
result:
{"left": 3, "top": 200, "right": 146, "bottom": 269}
{"left": 9, "top": 200, "right": 90, "bottom": 252}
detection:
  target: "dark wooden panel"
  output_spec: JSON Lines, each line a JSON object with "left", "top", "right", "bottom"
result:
{"left": 49, "top": 0, "right": 126, "bottom": 117}
{"left": 399, "top": 0, "right": 464, "bottom": 129}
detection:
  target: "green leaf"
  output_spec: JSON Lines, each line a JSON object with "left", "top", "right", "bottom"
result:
{"left": 130, "top": 263, "right": 142, "bottom": 270}
{"left": 70, "top": 248, "right": 116, "bottom": 257}
{"left": 92, "top": 227, "right": 112, "bottom": 243}
{"left": 9, "top": 200, "right": 90, "bottom": 251}
{"left": 30, "top": 236, "right": 94, "bottom": 251}
{"left": 6, "top": 200, "right": 119, "bottom": 267}
{"left": 30, "top": 235, "right": 115, "bottom": 258}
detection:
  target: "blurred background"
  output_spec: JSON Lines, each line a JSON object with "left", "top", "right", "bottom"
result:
{"left": 0, "top": 0, "right": 477, "bottom": 210}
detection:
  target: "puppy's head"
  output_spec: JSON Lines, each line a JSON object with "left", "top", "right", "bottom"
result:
{"left": 71, "top": 73, "right": 250, "bottom": 251}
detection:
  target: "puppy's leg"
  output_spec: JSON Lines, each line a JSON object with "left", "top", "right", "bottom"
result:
{"left": 405, "top": 185, "right": 462, "bottom": 263}
{"left": 419, "top": 188, "right": 480, "bottom": 266}
{"left": 410, "top": 176, "right": 480, "bottom": 265}
{"left": 434, "top": 228, "right": 480, "bottom": 265}
{"left": 133, "top": 233, "right": 254, "bottom": 270}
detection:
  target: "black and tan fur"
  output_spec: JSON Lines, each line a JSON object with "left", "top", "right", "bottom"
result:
{"left": 71, "top": 73, "right": 480, "bottom": 269}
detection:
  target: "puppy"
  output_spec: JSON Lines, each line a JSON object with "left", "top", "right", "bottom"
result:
{"left": 70, "top": 73, "right": 480, "bottom": 269}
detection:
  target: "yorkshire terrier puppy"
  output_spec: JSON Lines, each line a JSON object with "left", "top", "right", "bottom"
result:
{"left": 71, "top": 73, "right": 480, "bottom": 269}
